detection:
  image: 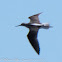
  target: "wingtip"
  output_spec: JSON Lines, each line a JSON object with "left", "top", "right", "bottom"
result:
{"left": 36, "top": 48, "right": 40, "bottom": 55}
{"left": 38, "top": 12, "right": 43, "bottom": 15}
{"left": 37, "top": 52, "right": 40, "bottom": 55}
{"left": 34, "top": 12, "right": 43, "bottom": 16}
{"left": 28, "top": 12, "right": 43, "bottom": 19}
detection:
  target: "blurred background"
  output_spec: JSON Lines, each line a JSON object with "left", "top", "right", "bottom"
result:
{"left": 0, "top": 0, "right": 62, "bottom": 62}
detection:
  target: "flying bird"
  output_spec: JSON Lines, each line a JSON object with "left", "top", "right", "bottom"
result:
{"left": 17, "top": 13, "right": 52, "bottom": 55}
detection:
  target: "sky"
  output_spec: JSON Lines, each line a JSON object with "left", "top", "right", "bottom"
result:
{"left": 0, "top": 0, "right": 62, "bottom": 62}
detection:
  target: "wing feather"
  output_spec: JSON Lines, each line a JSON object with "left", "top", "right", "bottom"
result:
{"left": 27, "top": 29, "right": 40, "bottom": 55}
{"left": 28, "top": 13, "right": 42, "bottom": 24}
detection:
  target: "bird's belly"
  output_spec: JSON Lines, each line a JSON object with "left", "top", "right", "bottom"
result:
{"left": 30, "top": 23, "right": 43, "bottom": 26}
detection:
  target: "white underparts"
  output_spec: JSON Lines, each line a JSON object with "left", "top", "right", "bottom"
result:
{"left": 30, "top": 23, "right": 49, "bottom": 26}
{"left": 30, "top": 23, "right": 43, "bottom": 26}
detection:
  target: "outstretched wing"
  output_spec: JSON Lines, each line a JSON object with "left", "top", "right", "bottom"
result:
{"left": 27, "top": 27, "right": 40, "bottom": 55}
{"left": 28, "top": 13, "right": 42, "bottom": 24}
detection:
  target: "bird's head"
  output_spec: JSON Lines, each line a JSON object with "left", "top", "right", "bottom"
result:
{"left": 15, "top": 23, "right": 26, "bottom": 27}
{"left": 21, "top": 23, "right": 26, "bottom": 26}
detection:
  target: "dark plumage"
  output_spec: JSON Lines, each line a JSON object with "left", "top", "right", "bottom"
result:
{"left": 17, "top": 13, "right": 52, "bottom": 55}
{"left": 27, "top": 27, "right": 40, "bottom": 54}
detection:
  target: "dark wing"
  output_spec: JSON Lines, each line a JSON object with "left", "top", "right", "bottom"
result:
{"left": 28, "top": 13, "right": 42, "bottom": 24}
{"left": 27, "top": 28, "right": 40, "bottom": 55}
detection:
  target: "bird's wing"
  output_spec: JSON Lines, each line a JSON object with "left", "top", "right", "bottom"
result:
{"left": 27, "top": 27, "right": 40, "bottom": 55}
{"left": 28, "top": 13, "right": 42, "bottom": 24}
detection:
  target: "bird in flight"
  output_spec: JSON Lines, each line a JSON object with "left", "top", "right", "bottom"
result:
{"left": 17, "top": 13, "right": 52, "bottom": 55}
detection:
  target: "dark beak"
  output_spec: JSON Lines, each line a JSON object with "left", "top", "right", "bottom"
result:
{"left": 15, "top": 24, "right": 21, "bottom": 27}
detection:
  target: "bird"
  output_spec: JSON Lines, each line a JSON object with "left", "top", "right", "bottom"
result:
{"left": 17, "top": 13, "right": 52, "bottom": 55}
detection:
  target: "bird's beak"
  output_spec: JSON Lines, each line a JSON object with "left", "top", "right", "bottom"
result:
{"left": 15, "top": 24, "right": 21, "bottom": 27}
